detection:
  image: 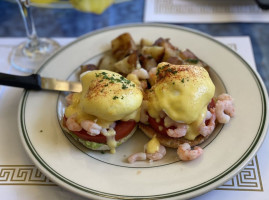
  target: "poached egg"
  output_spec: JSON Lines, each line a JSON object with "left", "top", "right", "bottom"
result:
{"left": 146, "top": 62, "right": 215, "bottom": 140}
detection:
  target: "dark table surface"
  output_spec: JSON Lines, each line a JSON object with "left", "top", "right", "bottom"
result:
{"left": 1, "top": 0, "right": 269, "bottom": 92}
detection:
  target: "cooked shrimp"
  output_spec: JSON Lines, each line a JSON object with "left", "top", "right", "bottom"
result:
{"left": 177, "top": 143, "right": 203, "bottom": 161}
{"left": 128, "top": 145, "right": 166, "bottom": 164}
{"left": 199, "top": 108, "right": 216, "bottom": 137}
{"left": 65, "top": 93, "right": 73, "bottom": 105}
{"left": 215, "top": 93, "right": 235, "bottom": 124}
{"left": 164, "top": 116, "right": 187, "bottom": 138}
{"left": 140, "top": 79, "right": 148, "bottom": 90}
{"left": 217, "top": 93, "right": 233, "bottom": 101}
{"left": 146, "top": 145, "right": 166, "bottom": 161}
{"left": 80, "top": 120, "right": 102, "bottom": 136}
{"left": 159, "top": 110, "right": 166, "bottom": 119}
{"left": 101, "top": 127, "right": 116, "bottom": 137}
{"left": 66, "top": 114, "right": 82, "bottom": 132}
{"left": 126, "top": 73, "right": 147, "bottom": 91}
{"left": 128, "top": 138, "right": 166, "bottom": 164}
{"left": 149, "top": 67, "right": 157, "bottom": 85}
{"left": 140, "top": 100, "right": 149, "bottom": 124}
{"left": 109, "top": 122, "right": 116, "bottom": 129}
{"left": 163, "top": 115, "right": 175, "bottom": 127}
{"left": 128, "top": 152, "right": 147, "bottom": 164}
{"left": 131, "top": 68, "right": 149, "bottom": 79}
{"left": 167, "top": 124, "right": 187, "bottom": 138}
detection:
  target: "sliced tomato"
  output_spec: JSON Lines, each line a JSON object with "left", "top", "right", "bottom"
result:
{"left": 147, "top": 115, "right": 176, "bottom": 137}
{"left": 206, "top": 98, "right": 216, "bottom": 125}
{"left": 63, "top": 117, "right": 136, "bottom": 144}
{"left": 207, "top": 98, "right": 216, "bottom": 110}
{"left": 148, "top": 98, "right": 215, "bottom": 137}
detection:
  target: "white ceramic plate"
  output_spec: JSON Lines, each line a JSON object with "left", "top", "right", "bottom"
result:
{"left": 18, "top": 24, "right": 269, "bottom": 200}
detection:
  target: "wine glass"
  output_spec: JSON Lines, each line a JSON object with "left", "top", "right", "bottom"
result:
{"left": 10, "top": 0, "right": 60, "bottom": 73}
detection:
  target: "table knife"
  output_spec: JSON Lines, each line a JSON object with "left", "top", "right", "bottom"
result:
{"left": 0, "top": 73, "right": 82, "bottom": 93}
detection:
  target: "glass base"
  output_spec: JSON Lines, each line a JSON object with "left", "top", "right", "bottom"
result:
{"left": 10, "top": 38, "right": 60, "bottom": 73}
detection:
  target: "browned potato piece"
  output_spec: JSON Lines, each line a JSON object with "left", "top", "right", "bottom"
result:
{"left": 154, "top": 38, "right": 177, "bottom": 50}
{"left": 153, "top": 37, "right": 181, "bottom": 62}
{"left": 113, "top": 52, "right": 138, "bottom": 74}
{"left": 98, "top": 52, "right": 117, "bottom": 71}
{"left": 162, "top": 42, "right": 181, "bottom": 62}
{"left": 166, "top": 57, "right": 183, "bottom": 65}
{"left": 180, "top": 49, "right": 210, "bottom": 71}
{"left": 111, "top": 33, "right": 137, "bottom": 60}
{"left": 179, "top": 49, "right": 197, "bottom": 60}
{"left": 141, "top": 46, "right": 164, "bottom": 63}
{"left": 140, "top": 38, "right": 153, "bottom": 48}
{"left": 80, "top": 64, "right": 98, "bottom": 74}
{"left": 139, "top": 54, "right": 157, "bottom": 71}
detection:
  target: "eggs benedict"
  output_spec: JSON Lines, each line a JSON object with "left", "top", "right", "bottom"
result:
{"left": 139, "top": 62, "right": 216, "bottom": 148}
{"left": 63, "top": 70, "right": 143, "bottom": 153}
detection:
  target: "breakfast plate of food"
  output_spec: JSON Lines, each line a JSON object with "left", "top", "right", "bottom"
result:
{"left": 18, "top": 24, "right": 268, "bottom": 199}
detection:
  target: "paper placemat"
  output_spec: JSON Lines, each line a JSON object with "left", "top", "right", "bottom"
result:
{"left": 144, "top": 0, "right": 269, "bottom": 23}
{"left": 0, "top": 37, "right": 268, "bottom": 200}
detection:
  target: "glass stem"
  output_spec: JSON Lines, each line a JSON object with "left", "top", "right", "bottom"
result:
{"left": 16, "top": 0, "right": 40, "bottom": 50}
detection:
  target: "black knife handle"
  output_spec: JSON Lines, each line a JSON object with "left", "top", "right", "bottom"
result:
{"left": 0, "top": 73, "right": 42, "bottom": 90}
{"left": 255, "top": 0, "right": 269, "bottom": 9}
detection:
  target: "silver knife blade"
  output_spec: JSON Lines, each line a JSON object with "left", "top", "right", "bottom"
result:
{"left": 41, "top": 77, "right": 82, "bottom": 93}
{"left": 0, "top": 73, "right": 82, "bottom": 92}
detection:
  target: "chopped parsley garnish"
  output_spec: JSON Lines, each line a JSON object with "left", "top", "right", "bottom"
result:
{"left": 186, "top": 59, "right": 199, "bottom": 64}
{"left": 122, "top": 84, "right": 128, "bottom": 89}
{"left": 156, "top": 64, "right": 178, "bottom": 76}
{"left": 156, "top": 64, "right": 170, "bottom": 75}
{"left": 95, "top": 72, "right": 134, "bottom": 90}
{"left": 166, "top": 68, "right": 177, "bottom": 74}
{"left": 113, "top": 96, "right": 118, "bottom": 100}
{"left": 95, "top": 73, "right": 100, "bottom": 77}
{"left": 181, "top": 78, "right": 184, "bottom": 83}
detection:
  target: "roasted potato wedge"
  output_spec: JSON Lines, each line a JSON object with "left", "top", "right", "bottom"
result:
{"left": 166, "top": 57, "right": 183, "bottom": 65}
{"left": 180, "top": 49, "right": 210, "bottom": 71}
{"left": 140, "top": 38, "right": 153, "bottom": 48}
{"left": 153, "top": 37, "right": 181, "bottom": 62}
{"left": 141, "top": 46, "right": 164, "bottom": 63}
{"left": 113, "top": 52, "right": 138, "bottom": 74}
{"left": 154, "top": 38, "right": 177, "bottom": 50}
{"left": 139, "top": 54, "right": 157, "bottom": 71}
{"left": 80, "top": 64, "right": 98, "bottom": 74}
{"left": 111, "top": 33, "right": 137, "bottom": 60}
{"left": 98, "top": 52, "right": 117, "bottom": 71}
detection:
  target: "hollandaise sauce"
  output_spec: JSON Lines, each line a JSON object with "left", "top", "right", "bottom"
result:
{"left": 146, "top": 135, "right": 160, "bottom": 154}
{"left": 147, "top": 63, "right": 215, "bottom": 140}
{"left": 102, "top": 129, "right": 117, "bottom": 154}
{"left": 64, "top": 93, "right": 118, "bottom": 153}
{"left": 64, "top": 70, "right": 143, "bottom": 153}
{"left": 65, "top": 93, "right": 113, "bottom": 128}
{"left": 79, "top": 70, "right": 143, "bottom": 122}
